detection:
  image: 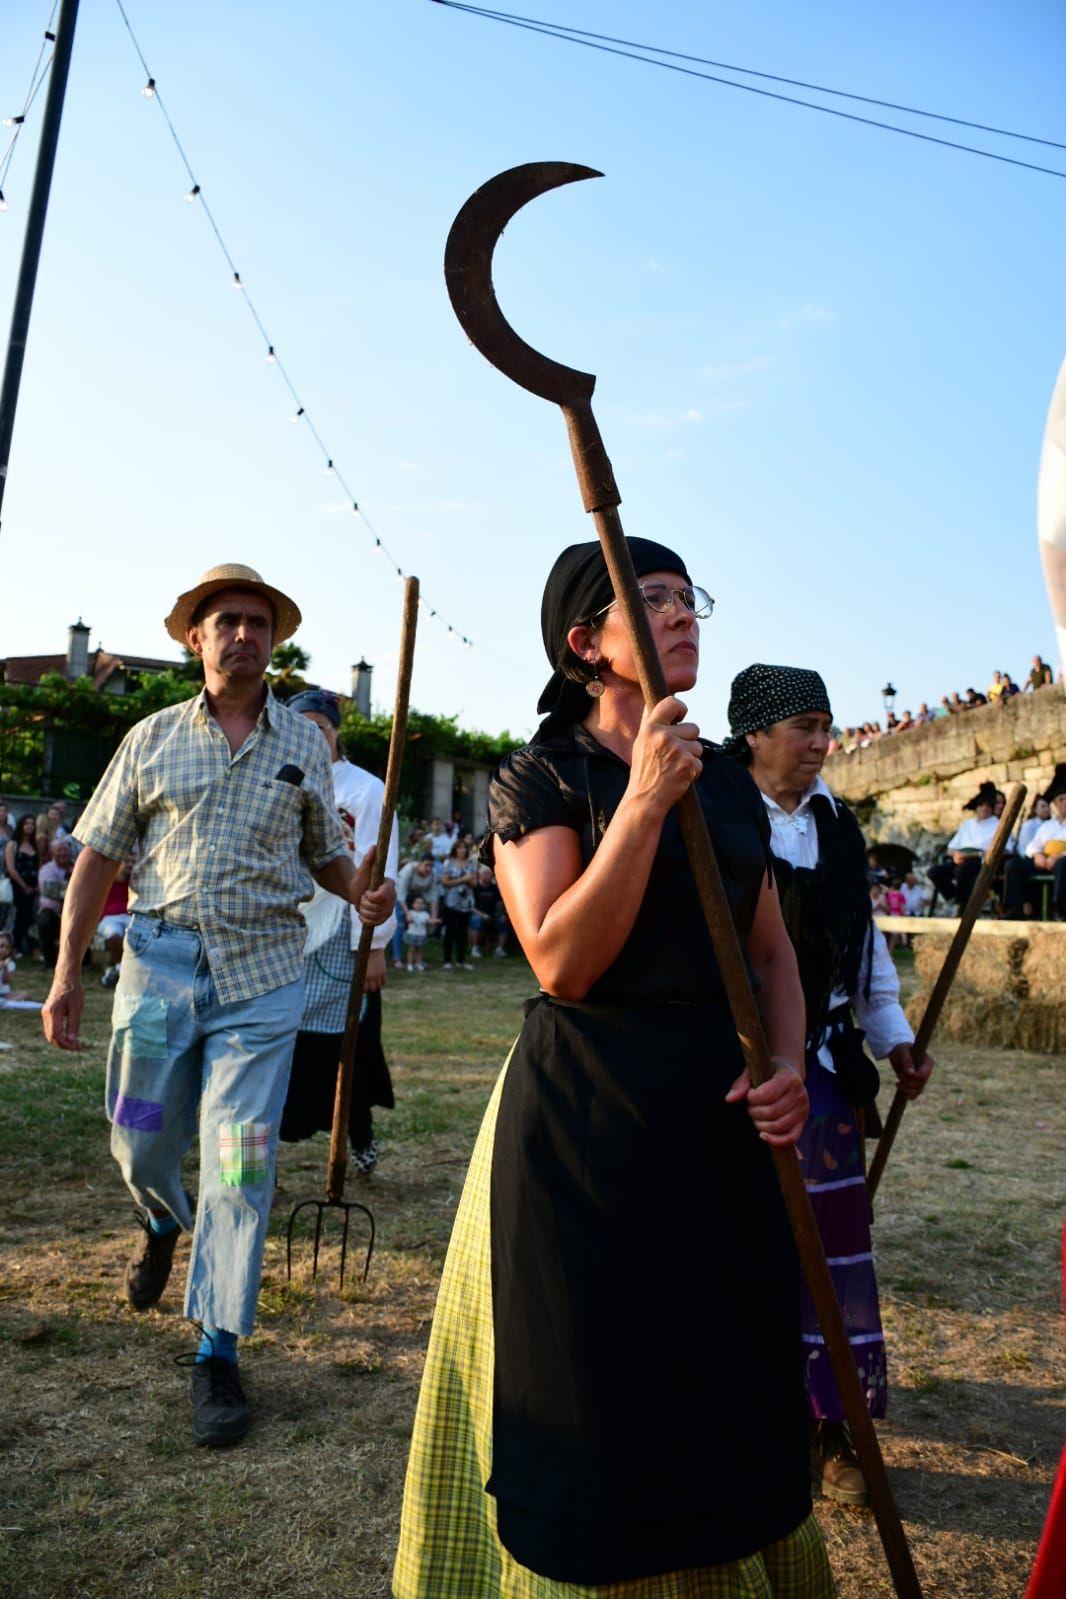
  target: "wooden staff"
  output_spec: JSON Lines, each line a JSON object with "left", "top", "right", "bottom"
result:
{"left": 866, "top": 781, "right": 1027, "bottom": 1204}
{"left": 445, "top": 162, "right": 922, "bottom": 1598}
{"left": 326, "top": 576, "right": 419, "bottom": 1202}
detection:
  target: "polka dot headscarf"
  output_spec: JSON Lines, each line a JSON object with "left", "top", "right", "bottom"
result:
{"left": 724, "top": 663, "right": 832, "bottom": 757}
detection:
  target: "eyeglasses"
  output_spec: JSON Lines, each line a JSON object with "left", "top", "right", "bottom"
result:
{"left": 589, "top": 582, "right": 714, "bottom": 625}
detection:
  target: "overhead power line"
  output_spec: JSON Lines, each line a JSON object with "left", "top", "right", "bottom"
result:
{"left": 430, "top": 1, "right": 1066, "bottom": 182}
{"left": 111, "top": 0, "right": 475, "bottom": 649}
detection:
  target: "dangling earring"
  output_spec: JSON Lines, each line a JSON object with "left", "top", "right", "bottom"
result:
{"left": 585, "top": 660, "right": 604, "bottom": 698}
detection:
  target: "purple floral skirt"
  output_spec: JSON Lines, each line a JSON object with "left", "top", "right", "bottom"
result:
{"left": 797, "top": 1057, "right": 887, "bottom": 1420}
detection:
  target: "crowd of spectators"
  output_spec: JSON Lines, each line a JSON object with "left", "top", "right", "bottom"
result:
{"left": 1, "top": 800, "right": 79, "bottom": 967}
{"left": 830, "top": 654, "right": 1058, "bottom": 753}
{"left": 392, "top": 814, "right": 509, "bottom": 972}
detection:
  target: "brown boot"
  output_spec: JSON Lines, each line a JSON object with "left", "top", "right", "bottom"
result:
{"left": 809, "top": 1418, "right": 868, "bottom": 1505}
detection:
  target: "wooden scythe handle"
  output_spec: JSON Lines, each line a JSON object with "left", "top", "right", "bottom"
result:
{"left": 563, "top": 397, "right": 922, "bottom": 1599}
{"left": 326, "top": 577, "right": 419, "bottom": 1203}
{"left": 866, "top": 781, "right": 1027, "bottom": 1204}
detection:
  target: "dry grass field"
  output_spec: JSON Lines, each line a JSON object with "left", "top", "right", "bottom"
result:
{"left": 0, "top": 948, "right": 1062, "bottom": 1598}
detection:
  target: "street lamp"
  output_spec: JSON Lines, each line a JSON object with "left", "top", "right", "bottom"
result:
{"left": 881, "top": 682, "right": 897, "bottom": 718}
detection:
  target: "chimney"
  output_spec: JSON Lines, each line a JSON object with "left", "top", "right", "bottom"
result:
{"left": 67, "top": 618, "right": 91, "bottom": 681}
{"left": 351, "top": 658, "right": 373, "bottom": 717}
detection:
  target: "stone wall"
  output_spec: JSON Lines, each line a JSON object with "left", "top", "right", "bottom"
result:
{"left": 822, "top": 685, "right": 1066, "bottom": 855}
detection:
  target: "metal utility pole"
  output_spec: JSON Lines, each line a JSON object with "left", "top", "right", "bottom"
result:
{"left": 0, "top": 0, "right": 81, "bottom": 536}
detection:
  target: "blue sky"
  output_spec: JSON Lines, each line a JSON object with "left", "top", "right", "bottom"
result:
{"left": 2, "top": 0, "right": 1064, "bottom": 742}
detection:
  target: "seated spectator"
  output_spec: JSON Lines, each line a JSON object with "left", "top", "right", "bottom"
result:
{"left": 35, "top": 812, "right": 54, "bottom": 870}
{"left": 993, "top": 789, "right": 1007, "bottom": 819}
{"left": 900, "top": 871, "right": 928, "bottom": 917}
{"left": 0, "top": 930, "right": 40, "bottom": 1012}
{"left": 1002, "top": 785, "right": 1066, "bottom": 919}
{"left": 469, "top": 865, "right": 509, "bottom": 958}
{"left": 964, "top": 688, "right": 987, "bottom": 709}
{"left": 866, "top": 849, "right": 888, "bottom": 886}
{"left": 896, "top": 708, "right": 914, "bottom": 731}
{"left": 36, "top": 838, "right": 73, "bottom": 969}
{"left": 880, "top": 878, "right": 905, "bottom": 951}
{"left": 928, "top": 782, "right": 1011, "bottom": 913}
{"left": 1018, "top": 796, "right": 1052, "bottom": 858}
{"left": 987, "top": 671, "right": 1005, "bottom": 703}
{"left": 98, "top": 853, "right": 134, "bottom": 987}
{"left": 949, "top": 691, "right": 965, "bottom": 713}
{"left": 1000, "top": 673, "right": 1020, "bottom": 698}
{"left": 917, "top": 703, "right": 936, "bottom": 722}
{"left": 1028, "top": 655, "right": 1054, "bottom": 691}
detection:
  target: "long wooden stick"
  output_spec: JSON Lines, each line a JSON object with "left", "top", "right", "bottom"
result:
{"left": 866, "top": 781, "right": 1026, "bottom": 1203}
{"left": 326, "top": 577, "right": 419, "bottom": 1203}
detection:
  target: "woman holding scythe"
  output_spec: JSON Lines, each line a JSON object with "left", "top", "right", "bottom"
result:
{"left": 394, "top": 537, "right": 835, "bottom": 1598}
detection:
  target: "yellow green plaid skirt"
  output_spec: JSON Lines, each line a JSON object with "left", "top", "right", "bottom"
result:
{"left": 393, "top": 1064, "right": 836, "bottom": 1599}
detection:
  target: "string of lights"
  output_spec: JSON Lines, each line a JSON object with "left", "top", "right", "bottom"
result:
{"left": 0, "top": 3, "right": 60, "bottom": 212}
{"left": 112, "top": 0, "right": 475, "bottom": 649}
{"left": 431, "top": 1, "right": 1066, "bottom": 183}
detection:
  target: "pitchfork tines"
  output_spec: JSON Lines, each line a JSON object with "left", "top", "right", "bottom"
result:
{"left": 286, "top": 1195, "right": 375, "bottom": 1289}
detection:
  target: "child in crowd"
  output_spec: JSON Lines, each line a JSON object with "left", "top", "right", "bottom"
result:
{"left": 404, "top": 896, "right": 434, "bottom": 971}
{"left": 0, "top": 931, "right": 41, "bottom": 1011}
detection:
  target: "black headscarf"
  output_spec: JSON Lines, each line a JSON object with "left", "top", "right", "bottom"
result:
{"left": 536, "top": 538, "right": 691, "bottom": 736}
{"left": 724, "top": 663, "right": 832, "bottom": 759}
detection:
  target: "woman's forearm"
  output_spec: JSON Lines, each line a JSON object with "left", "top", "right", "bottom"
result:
{"left": 754, "top": 942, "right": 806, "bottom": 1075}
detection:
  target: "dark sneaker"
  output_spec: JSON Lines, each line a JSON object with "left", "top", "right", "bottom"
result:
{"left": 190, "top": 1357, "right": 250, "bottom": 1448}
{"left": 809, "top": 1419, "right": 868, "bottom": 1505}
{"left": 125, "top": 1209, "right": 181, "bottom": 1310}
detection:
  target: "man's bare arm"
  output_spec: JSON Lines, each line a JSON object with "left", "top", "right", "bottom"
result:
{"left": 41, "top": 846, "right": 123, "bottom": 1051}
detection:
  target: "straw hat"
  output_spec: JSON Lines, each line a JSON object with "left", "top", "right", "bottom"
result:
{"left": 164, "top": 563, "right": 301, "bottom": 645}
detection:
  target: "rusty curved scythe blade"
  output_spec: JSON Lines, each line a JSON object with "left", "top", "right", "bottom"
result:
{"left": 444, "top": 161, "right": 603, "bottom": 406}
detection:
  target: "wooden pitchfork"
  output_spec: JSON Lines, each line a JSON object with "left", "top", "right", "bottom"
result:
{"left": 866, "top": 781, "right": 1026, "bottom": 1204}
{"left": 286, "top": 576, "right": 419, "bottom": 1287}
{"left": 445, "top": 163, "right": 923, "bottom": 1599}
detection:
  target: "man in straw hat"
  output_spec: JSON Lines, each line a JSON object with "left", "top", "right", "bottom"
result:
{"left": 41, "top": 564, "right": 395, "bottom": 1447}
{"left": 726, "top": 663, "right": 933, "bottom": 1507}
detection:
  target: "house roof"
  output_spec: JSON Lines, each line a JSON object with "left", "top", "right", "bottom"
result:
{"left": 1, "top": 649, "right": 181, "bottom": 688}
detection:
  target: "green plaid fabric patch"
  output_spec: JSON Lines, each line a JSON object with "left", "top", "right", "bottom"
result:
{"left": 219, "top": 1122, "right": 270, "bottom": 1187}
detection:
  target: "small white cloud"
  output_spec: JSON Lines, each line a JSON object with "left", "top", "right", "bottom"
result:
{"left": 779, "top": 304, "right": 834, "bottom": 330}
{"left": 397, "top": 460, "right": 418, "bottom": 474}
{"left": 645, "top": 258, "right": 667, "bottom": 273}
{"left": 699, "top": 355, "right": 771, "bottom": 379}
{"left": 682, "top": 408, "right": 703, "bottom": 423}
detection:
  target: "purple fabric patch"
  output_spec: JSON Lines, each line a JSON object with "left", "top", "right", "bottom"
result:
{"left": 113, "top": 1093, "right": 164, "bottom": 1133}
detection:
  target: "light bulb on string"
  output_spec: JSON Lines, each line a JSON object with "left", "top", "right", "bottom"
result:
{"left": 231, "top": 272, "right": 244, "bottom": 291}
{"left": 185, "top": 184, "right": 200, "bottom": 202}
{"left": 265, "top": 345, "right": 276, "bottom": 362}
{"left": 351, "top": 503, "right": 359, "bottom": 516}
{"left": 290, "top": 407, "right": 304, "bottom": 424}
{"left": 324, "top": 460, "right": 334, "bottom": 476}
{"left": 141, "top": 78, "right": 155, "bottom": 98}
{"left": 3, "top": 115, "right": 25, "bottom": 127}
{"left": 395, "top": 569, "right": 404, "bottom": 582}
{"left": 0, "top": 191, "right": 7, "bottom": 212}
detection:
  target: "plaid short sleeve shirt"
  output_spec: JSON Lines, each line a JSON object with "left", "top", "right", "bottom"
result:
{"left": 74, "top": 688, "right": 347, "bottom": 1004}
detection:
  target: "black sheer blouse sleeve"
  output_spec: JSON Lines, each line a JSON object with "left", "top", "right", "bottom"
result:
{"left": 480, "top": 745, "right": 585, "bottom": 866}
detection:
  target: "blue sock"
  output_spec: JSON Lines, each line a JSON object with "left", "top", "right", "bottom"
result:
{"left": 147, "top": 1210, "right": 179, "bottom": 1236}
{"left": 196, "top": 1326, "right": 239, "bottom": 1364}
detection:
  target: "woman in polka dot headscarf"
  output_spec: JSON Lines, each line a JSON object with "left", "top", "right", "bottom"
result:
{"left": 728, "top": 662, "right": 934, "bottom": 1509}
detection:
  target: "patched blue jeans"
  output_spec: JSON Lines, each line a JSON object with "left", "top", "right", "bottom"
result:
{"left": 106, "top": 914, "right": 303, "bottom": 1336}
